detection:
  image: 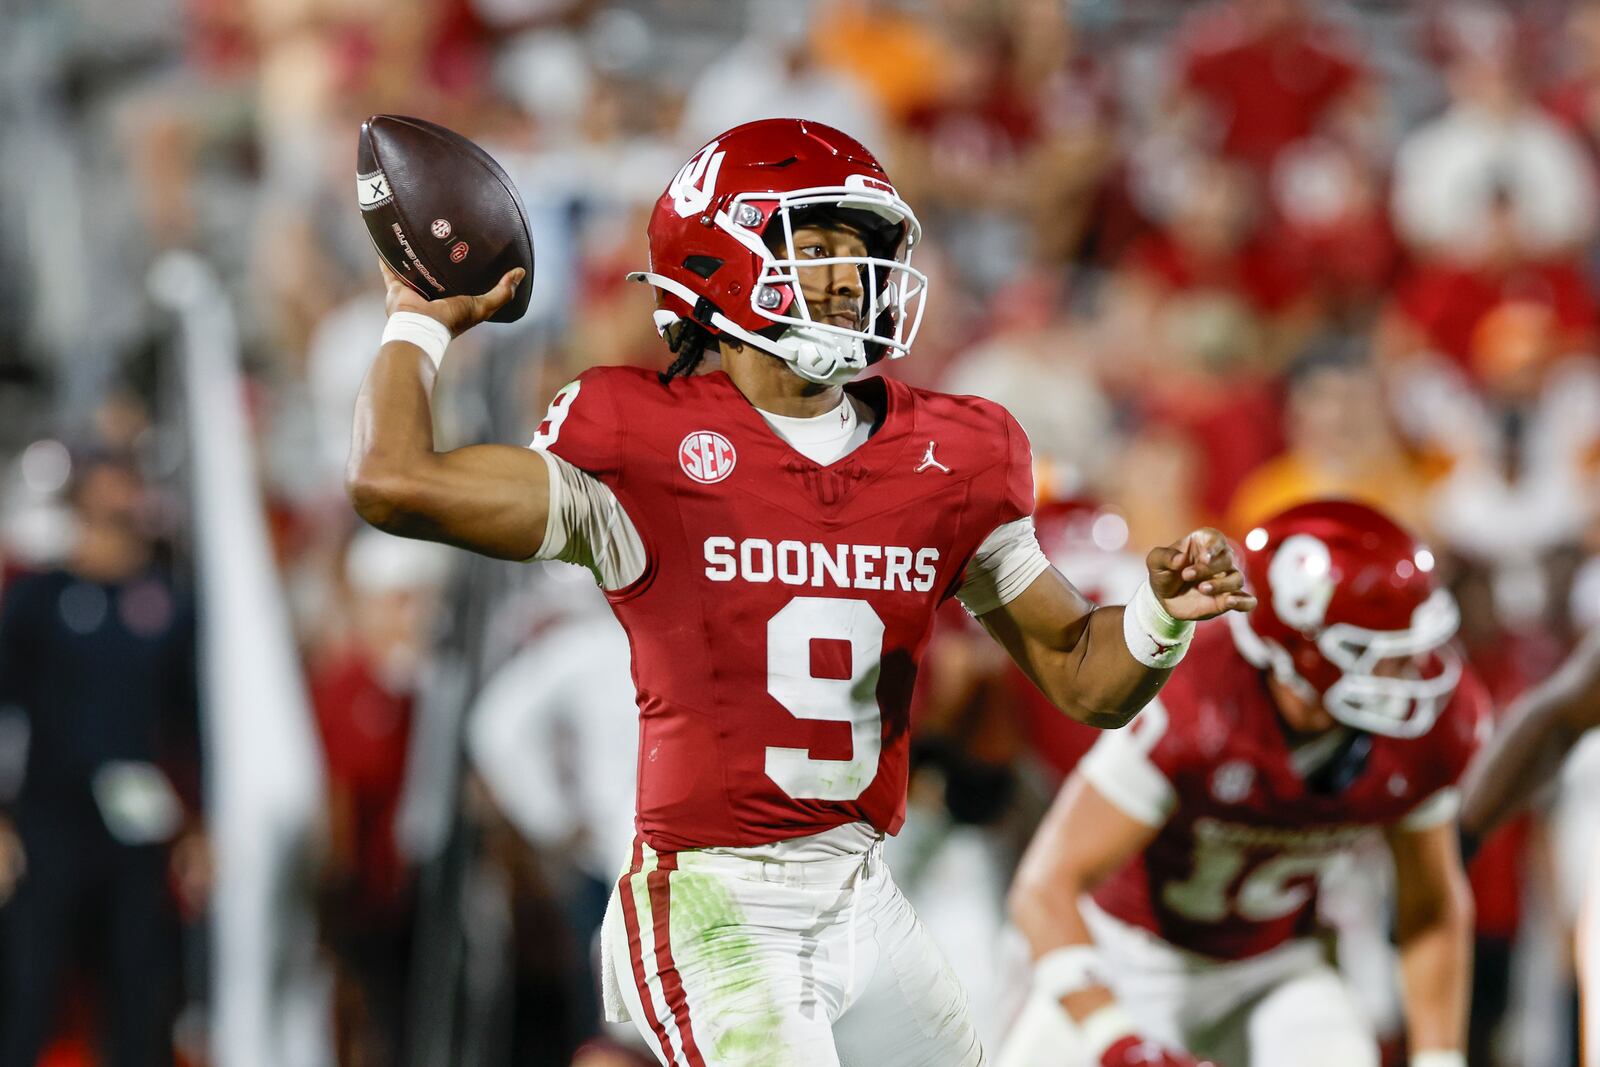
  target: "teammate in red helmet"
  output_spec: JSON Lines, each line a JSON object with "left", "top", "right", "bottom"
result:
{"left": 1001, "top": 499, "right": 1485, "bottom": 1067}
{"left": 347, "top": 118, "right": 1256, "bottom": 1066}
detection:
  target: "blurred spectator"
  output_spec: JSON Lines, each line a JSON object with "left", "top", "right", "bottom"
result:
{"left": 940, "top": 274, "right": 1114, "bottom": 501}
{"left": 809, "top": 0, "right": 955, "bottom": 124}
{"left": 1170, "top": 0, "right": 1374, "bottom": 174}
{"left": 1228, "top": 336, "right": 1432, "bottom": 534}
{"left": 311, "top": 528, "right": 451, "bottom": 1067}
{"left": 1542, "top": 0, "right": 1600, "bottom": 173}
{"left": 1117, "top": 153, "right": 1316, "bottom": 366}
{"left": 894, "top": 26, "right": 1042, "bottom": 289}
{"left": 1270, "top": 137, "right": 1398, "bottom": 320}
{"left": 1008, "top": 0, "right": 1119, "bottom": 267}
{"left": 0, "top": 453, "right": 202, "bottom": 1067}
{"left": 467, "top": 612, "right": 635, "bottom": 905}
{"left": 679, "top": 0, "right": 887, "bottom": 151}
{"left": 467, "top": 610, "right": 640, "bottom": 1058}
{"left": 1091, "top": 154, "right": 1298, "bottom": 519}
{"left": 1392, "top": 3, "right": 1597, "bottom": 263}
{"left": 1386, "top": 202, "right": 1599, "bottom": 383}
{"left": 1408, "top": 354, "right": 1600, "bottom": 630}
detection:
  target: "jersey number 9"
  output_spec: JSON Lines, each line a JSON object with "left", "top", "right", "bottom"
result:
{"left": 764, "top": 597, "right": 886, "bottom": 802}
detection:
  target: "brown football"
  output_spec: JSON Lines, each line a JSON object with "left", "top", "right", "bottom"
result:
{"left": 356, "top": 114, "right": 534, "bottom": 323}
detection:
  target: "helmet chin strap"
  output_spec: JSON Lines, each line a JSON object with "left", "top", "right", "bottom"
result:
{"left": 628, "top": 271, "right": 870, "bottom": 385}
{"left": 769, "top": 325, "right": 868, "bottom": 385}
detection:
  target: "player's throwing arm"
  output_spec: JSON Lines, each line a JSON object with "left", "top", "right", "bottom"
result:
{"left": 974, "top": 528, "right": 1255, "bottom": 730}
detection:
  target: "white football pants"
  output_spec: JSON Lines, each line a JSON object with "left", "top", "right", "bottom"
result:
{"left": 601, "top": 836, "right": 986, "bottom": 1067}
{"left": 996, "top": 901, "right": 1378, "bottom": 1067}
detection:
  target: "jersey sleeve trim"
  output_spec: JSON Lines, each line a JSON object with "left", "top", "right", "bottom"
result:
{"left": 1397, "top": 786, "right": 1460, "bottom": 832}
{"left": 528, "top": 450, "right": 647, "bottom": 591}
{"left": 532, "top": 449, "right": 569, "bottom": 561}
{"left": 1079, "top": 719, "right": 1178, "bottom": 828}
{"left": 957, "top": 517, "right": 1052, "bottom": 616}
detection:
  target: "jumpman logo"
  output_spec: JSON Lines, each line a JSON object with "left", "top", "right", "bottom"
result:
{"left": 915, "top": 441, "right": 951, "bottom": 474}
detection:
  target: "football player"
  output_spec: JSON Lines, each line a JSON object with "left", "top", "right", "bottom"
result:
{"left": 347, "top": 118, "right": 1255, "bottom": 1067}
{"left": 1000, "top": 500, "right": 1486, "bottom": 1067}
{"left": 1458, "top": 627, "right": 1600, "bottom": 1066}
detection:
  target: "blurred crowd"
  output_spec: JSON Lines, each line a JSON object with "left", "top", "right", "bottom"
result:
{"left": 2, "top": 0, "right": 1600, "bottom": 1065}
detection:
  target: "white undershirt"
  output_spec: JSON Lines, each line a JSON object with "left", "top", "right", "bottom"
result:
{"left": 754, "top": 396, "right": 872, "bottom": 466}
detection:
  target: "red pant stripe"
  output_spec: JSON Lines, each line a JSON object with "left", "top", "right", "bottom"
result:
{"left": 649, "top": 851, "right": 708, "bottom": 1067}
{"left": 619, "top": 839, "right": 676, "bottom": 1066}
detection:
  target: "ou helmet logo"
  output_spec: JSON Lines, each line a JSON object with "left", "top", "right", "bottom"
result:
{"left": 670, "top": 142, "right": 725, "bottom": 218}
{"left": 1268, "top": 533, "right": 1337, "bottom": 631}
{"left": 679, "top": 430, "right": 737, "bottom": 484}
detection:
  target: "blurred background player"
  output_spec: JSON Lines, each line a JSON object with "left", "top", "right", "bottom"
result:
{"left": 1461, "top": 629, "right": 1600, "bottom": 1067}
{"left": 1001, "top": 500, "right": 1485, "bottom": 1067}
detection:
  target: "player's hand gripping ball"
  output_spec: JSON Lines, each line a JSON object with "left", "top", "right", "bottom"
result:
{"left": 1101, "top": 1035, "right": 1222, "bottom": 1067}
{"left": 1145, "top": 528, "right": 1256, "bottom": 621}
{"left": 357, "top": 114, "right": 534, "bottom": 326}
{"left": 378, "top": 260, "right": 524, "bottom": 338}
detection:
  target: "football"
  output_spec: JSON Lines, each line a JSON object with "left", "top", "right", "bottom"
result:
{"left": 356, "top": 114, "right": 534, "bottom": 323}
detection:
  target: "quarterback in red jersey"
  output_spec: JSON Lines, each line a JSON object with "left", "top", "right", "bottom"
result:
{"left": 347, "top": 118, "right": 1256, "bottom": 1067}
{"left": 1001, "top": 500, "right": 1486, "bottom": 1067}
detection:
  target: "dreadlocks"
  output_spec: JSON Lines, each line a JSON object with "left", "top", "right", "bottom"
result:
{"left": 658, "top": 318, "right": 718, "bottom": 384}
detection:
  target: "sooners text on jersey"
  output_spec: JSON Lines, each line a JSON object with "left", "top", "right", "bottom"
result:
{"left": 536, "top": 366, "right": 1034, "bottom": 851}
{"left": 1089, "top": 623, "right": 1488, "bottom": 960}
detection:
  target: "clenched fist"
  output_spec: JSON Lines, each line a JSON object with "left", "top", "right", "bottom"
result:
{"left": 1146, "top": 528, "right": 1256, "bottom": 621}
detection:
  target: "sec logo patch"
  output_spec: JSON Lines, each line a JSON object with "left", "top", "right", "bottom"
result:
{"left": 679, "top": 430, "right": 736, "bottom": 484}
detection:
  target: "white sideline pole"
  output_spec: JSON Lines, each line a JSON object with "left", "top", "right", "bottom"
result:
{"left": 150, "top": 252, "right": 330, "bottom": 1067}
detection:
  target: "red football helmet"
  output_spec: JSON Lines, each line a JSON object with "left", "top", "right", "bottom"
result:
{"left": 1228, "top": 499, "right": 1462, "bottom": 738}
{"left": 627, "top": 118, "right": 926, "bottom": 385}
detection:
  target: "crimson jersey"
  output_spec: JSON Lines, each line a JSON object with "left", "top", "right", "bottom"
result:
{"left": 1083, "top": 622, "right": 1489, "bottom": 961}
{"left": 535, "top": 366, "right": 1034, "bottom": 852}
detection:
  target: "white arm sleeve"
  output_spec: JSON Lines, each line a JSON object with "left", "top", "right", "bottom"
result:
{"left": 531, "top": 450, "right": 647, "bottom": 590}
{"left": 957, "top": 517, "right": 1052, "bottom": 616}
{"left": 1397, "top": 787, "right": 1461, "bottom": 832}
{"left": 1078, "top": 710, "right": 1178, "bottom": 828}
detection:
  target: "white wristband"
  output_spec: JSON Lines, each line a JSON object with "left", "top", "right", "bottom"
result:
{"left": 1122, "top": 579, "right": 1195, "bottom": 669}
{"left": 1412, "top": 1052, "right": 1466, "bottom": 1067}
{"left": 1079, "top": 1003, "right": 1138, "bottom": 1060}
{"left": 1033, "top": 945, "right": 1105, "bottom": 1000}
{"left": 382, "top": 311, "right": 452, "bottom": 369}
